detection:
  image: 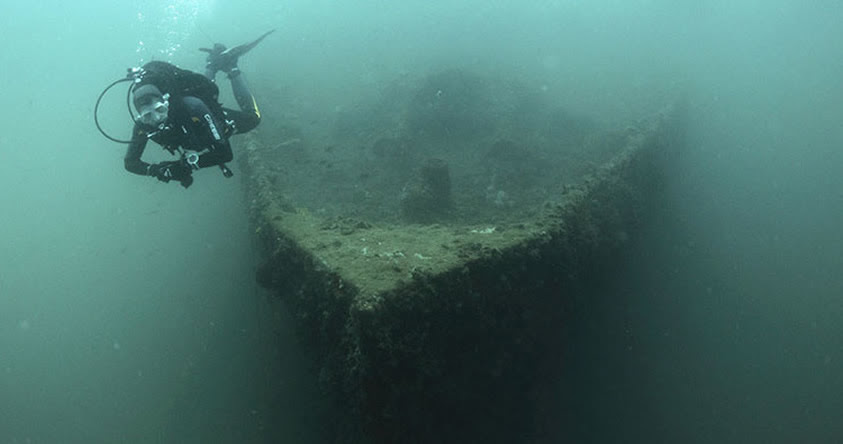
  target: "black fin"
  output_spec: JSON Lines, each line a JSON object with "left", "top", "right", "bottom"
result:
{"left": 223, "top": 29, "right": 276, "bottom": 58}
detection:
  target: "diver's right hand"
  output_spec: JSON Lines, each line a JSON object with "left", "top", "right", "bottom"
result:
{"left": 149, "top": 161, "right": 193, "bottom": 188}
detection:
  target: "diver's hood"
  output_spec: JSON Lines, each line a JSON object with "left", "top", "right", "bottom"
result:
{"left": 132, "top": 84, "right": 164, "bottom": 110}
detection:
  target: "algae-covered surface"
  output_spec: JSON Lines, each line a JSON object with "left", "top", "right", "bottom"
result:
{"left": 240, "top": 68, "right": 685, "bottom": 443}
{"left": 258, "top": 207, "right": 540, "bottom": 297}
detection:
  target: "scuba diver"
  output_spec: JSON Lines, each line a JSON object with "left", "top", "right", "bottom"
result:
{"left": 95, "top": 30, "right": 274, "bottom": 188}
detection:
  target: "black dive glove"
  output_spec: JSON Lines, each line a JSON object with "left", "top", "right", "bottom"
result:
{"left": 149, "top": 160, "right": 194, "bottom": 188}
{"left": 204, "top": 44, "right": 238, "bottom": 74}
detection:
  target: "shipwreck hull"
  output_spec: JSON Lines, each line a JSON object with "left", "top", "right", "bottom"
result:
{"left": 240, "top": 93, "right": 685, "bottom": 442}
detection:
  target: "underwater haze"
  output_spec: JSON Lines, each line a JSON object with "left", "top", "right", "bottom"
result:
{"left": 1, "top": 0, "right": 842, "bottom": 443}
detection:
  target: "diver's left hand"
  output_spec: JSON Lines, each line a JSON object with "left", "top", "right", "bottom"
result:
{"left": 204, "top": 44, "right": 238, "bottom": 74}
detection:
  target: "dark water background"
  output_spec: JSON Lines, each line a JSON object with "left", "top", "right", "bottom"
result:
{"left": 1, "top": 1, "right": 841, "bottom": 442}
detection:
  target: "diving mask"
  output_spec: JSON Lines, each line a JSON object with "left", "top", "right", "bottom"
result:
{"left": 136, "top": 95, "right": 170, "bottom": 126}
{"left": 133, "top": 84, "right": 170, "bottom": 126}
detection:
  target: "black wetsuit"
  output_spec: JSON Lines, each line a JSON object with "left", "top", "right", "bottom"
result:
{"left": 124, "top": 70, "right": 261, "bottom": 176}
